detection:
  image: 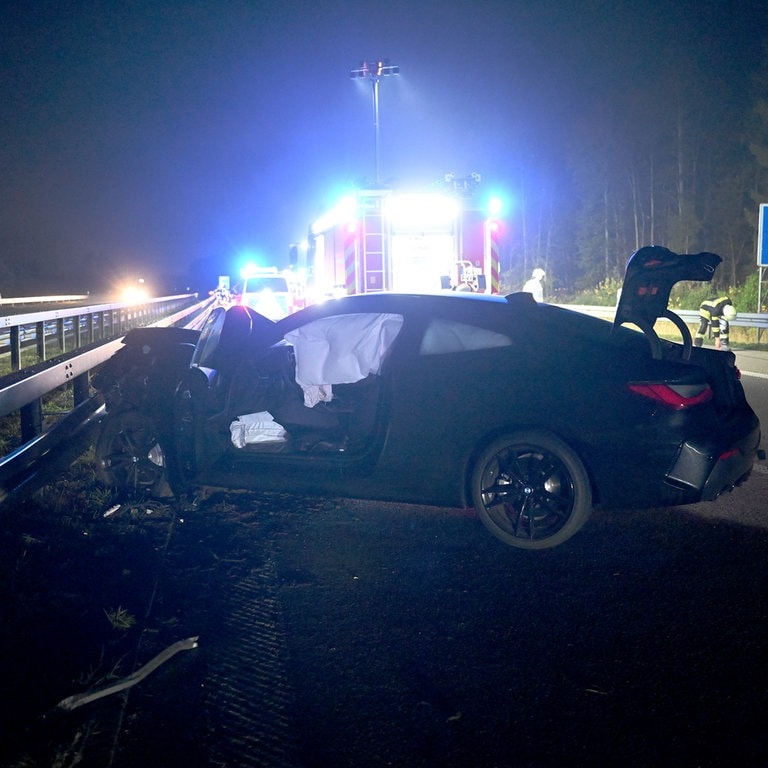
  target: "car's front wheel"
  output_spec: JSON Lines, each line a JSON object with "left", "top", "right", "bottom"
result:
{"left": 96, "top": 410, "right": 171, "bottom": 497}
{"left": 471, "top": 431, "right": 592, "bottom": 549}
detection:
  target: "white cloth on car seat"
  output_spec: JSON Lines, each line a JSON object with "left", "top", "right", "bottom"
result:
{"left": 230, "top": 411, "right": 287, "bottom": 447}
{"left": 284, "top": 313, "right": 403, "bottom": 407}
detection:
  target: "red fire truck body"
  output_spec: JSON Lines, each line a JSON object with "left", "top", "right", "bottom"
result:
{"left": 304, "top": 189, "right": 501, "bottom": 302}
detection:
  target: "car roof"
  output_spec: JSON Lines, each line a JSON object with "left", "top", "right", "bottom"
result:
{"left": 222, "top": 289, "right": 646, "bottom": 362}
{"left": 274, "top": 290, "right": 537, "bottom": 330}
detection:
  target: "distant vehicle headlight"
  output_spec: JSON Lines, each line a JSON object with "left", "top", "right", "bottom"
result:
{"left": 121, "top": 286, "right": 149, "bottom": 302}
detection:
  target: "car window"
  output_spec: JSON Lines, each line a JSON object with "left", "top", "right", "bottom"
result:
{"left": 419, "top": 318, "right": 511, "bottom": 355}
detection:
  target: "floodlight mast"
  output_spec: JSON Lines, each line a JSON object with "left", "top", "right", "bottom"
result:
{"left": 350, "top": 60, "right": 399, "bottom": 184}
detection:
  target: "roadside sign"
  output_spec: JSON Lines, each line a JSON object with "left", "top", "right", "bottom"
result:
{"left": 758, "top": 204, "right": 768, "bottom": 266}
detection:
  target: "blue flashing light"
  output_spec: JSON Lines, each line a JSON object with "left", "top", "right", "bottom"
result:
{"left": 240, "top": 261, "right": 260, "bottom": 278}
{"left": 487, "top": 196, "right": 504, "bottom": 217}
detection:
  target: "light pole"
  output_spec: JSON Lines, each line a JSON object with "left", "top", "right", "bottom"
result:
{"left": 350, "top": 60, "right": 399, "bottom": 184}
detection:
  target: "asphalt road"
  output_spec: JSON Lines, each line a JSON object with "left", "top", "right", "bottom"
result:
{"left": 275, "top": 490, "right": 768, "bottom": 768}
{"left": 1, "top": 466, "right": 766, "bottom": 767}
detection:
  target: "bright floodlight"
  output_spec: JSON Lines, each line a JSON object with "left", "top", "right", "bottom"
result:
{"left": 350, "top": 60, "right": 400, "bottom": 79}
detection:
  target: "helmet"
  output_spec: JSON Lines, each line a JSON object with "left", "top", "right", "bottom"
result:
{"left": 723, "top": 304, "right": 737, "bottom": 320}
{"left": 532, "top": 268, "right": 546, "bottom": 280}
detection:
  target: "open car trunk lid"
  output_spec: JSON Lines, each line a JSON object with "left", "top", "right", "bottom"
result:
{"left": 613, "top": 246, "right": 750, "bottom": 410}
{"left": 613, "top": 246, "right": 721, "bottom": 360}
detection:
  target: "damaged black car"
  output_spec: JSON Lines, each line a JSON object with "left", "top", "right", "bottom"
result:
{"left": 93, "top": 246, "right": 762, "bottom": 549}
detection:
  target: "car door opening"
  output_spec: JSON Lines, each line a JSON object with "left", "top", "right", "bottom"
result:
{"left": 228, "top": 312, "right": 403, "bottom": 453}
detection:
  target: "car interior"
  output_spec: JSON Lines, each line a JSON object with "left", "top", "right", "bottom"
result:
{"left": 184, "top": 306, "right": 403, "bottom": 455}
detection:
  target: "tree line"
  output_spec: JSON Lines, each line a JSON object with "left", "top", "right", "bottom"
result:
{"left": 501, "top": 46, "right": 768, "bottom": 306}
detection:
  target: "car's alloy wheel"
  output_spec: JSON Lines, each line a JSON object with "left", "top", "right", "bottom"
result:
{"left": 96, "top": 410, "right": 168, "bottom": 495}
{"left": 471, "top": 431, "right": 592, "bottom": 549}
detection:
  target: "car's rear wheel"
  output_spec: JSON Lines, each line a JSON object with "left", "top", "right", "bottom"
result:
{"left": 471, "top": 431, "right": 592, "bottom": 549}
{"left": 96, "top": 410, "right": 170, "bottom": 497}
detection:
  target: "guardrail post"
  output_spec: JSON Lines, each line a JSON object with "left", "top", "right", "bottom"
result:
{"left": 72, "top": 372, "right": 90, "bottom": 406}
{"left": 20, "top": 399, "right": 43, "bottom": 442}
{"left": 36, "top": 320, "right": 46, "bottom": 362}
{"left": 57, "top": 317, "right": 65, "bottom": 353}
{"left": 10, "top": 326, "right": 21, "bottom": 371}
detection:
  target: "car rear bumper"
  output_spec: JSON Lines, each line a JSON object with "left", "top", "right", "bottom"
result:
{"left": 665, "top": 417, "right": 761, "bottom": 501}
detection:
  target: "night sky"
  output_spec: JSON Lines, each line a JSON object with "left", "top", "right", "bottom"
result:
{"left": 2, "top": 0, "right": 766, "bottom": 294}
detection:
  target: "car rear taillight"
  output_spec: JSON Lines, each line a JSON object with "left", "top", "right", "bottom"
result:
{"left": 627, "top": 382, "right": 713, "bottom": 410}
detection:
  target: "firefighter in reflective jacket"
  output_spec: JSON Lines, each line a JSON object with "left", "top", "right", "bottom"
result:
{"left": 694, "top": 295, "right": 737, "bottom": 350}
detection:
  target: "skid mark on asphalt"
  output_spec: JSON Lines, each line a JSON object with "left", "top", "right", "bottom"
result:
{"left": 204, "top": 552, "right": 298, "bottom": 768}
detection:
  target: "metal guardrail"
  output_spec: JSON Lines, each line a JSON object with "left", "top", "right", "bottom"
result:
{"left": 677, "top": 309, "right": 768, "bottom": 330}
{"left": 0, "top": 294, "right": 89, "bottom": 306}
{"left": 560, "top": 304, "right": 768, "bottom": 334}
{"left": 0, "top": 294, "right": 200, "bottom": 371}
{"left": 0, "top": 296, "right": 214, "bottom": 498}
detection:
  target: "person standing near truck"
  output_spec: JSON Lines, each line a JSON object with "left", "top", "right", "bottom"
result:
{"left": 522, "top": 268, "right": 546, "bottom": 302}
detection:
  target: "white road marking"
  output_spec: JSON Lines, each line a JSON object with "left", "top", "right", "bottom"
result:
{"left": 740, "top": 370, "right": 768, "bottom": 379}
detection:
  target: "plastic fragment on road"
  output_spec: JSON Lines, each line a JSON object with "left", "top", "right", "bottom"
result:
{"left": 55, "top": 635, "right": 199, "bottom": 712}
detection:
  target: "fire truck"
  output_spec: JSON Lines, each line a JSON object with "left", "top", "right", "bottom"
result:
{"left": 299, "top": 188, "right": 502, "bottom": 302}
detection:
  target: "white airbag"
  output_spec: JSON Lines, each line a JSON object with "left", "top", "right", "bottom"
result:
{"left": 284, "top": 313, "right": 403, "bottom": 407}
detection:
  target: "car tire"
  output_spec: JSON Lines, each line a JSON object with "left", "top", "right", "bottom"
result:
{"left": 96, "top": 410, "right": 171, "bottom": 497}
{"left": 471, "top": 431, "right": 592, "bottom": 549}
